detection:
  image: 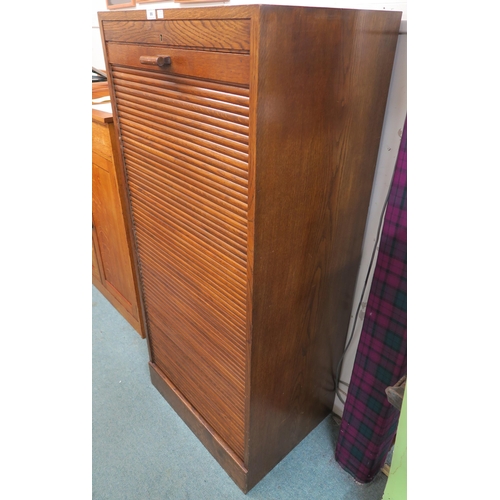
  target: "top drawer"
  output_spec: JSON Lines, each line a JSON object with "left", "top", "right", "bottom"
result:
{"left": 101, "top": 19, "right": 251, "bottom": 52}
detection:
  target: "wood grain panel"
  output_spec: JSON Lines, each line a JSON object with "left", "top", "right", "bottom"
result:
{"left": 92, "top": 153, "right": 137, "bottom": 317}
{"left": 98, "top": 5, "right": 402, "bottom": 492}
{"left": 130, "top": 204, "right": 248, "bottom": 301}
{"left": 120, "top": 119, "right": 248, "bottom": 176}
{"left": 125, "top": 163, "right": 247, "bottom": 249}
{"left": 113, "top": 68, "right": 249, "bottom": 103}
{"left": 244, "top": 6, "right": 402, "bottom": 489}
{"left": 107, "top": 43, "right": 250, "bottom": 85}
{"left": 92, "top": 121, "right": 113, "bottom": 162}
{"left": 114, "top": 78, "right": 249, "bottom": 119}
{"left": 123, "top": 147, "right": 248, "bottom": 221}
{"left": 92, "top": 93, "right": 145, "bottom": 337}
{"left": 99, "top": 5, "right": 257, "bottom": 23}
{"left": 102, "top": 19, "right": 251, "bottom": 52}
{"left": 124, "top": 100, "right": 247, "bottom": 142}
{"left": 136, "top": 234, "right": 247, "bottom": 330}
{"left": 141, "top": 267, "right": 246, "bottom": 360}
{"left": 123, "top": 140, "right": 248, "bottom": 210}
{"left": 128, "top": 178, "right": 247, "bottom": 263}
{"left": 92, "top": 224, "right": 103, "bottom": 281}
{"left": 109, "top": 61, "right": 249, "bottom": 462}
{"left": 148, "top": 320, "right": 245, "bottom": 459}
{"left": 114, "top": 82, "right": 249, "bottom": 127}
{"left": 112, "top": 69, "right": 250, "bottom": 137}
{"left": 119, "top": 112, "right": 249, "bottom": 164}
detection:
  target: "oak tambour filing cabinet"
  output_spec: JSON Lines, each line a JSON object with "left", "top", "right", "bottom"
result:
{"left": 98, "top": 4, "right": 401, "bottom": 492}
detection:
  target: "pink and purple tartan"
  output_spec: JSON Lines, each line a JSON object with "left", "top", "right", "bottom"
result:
{"left": 334, "top": 119, "right": 407, "bottom": 483}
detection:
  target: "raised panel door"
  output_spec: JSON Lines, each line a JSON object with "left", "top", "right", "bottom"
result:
{"left": 92, "top": 143, "right": 138, "bottom": 320}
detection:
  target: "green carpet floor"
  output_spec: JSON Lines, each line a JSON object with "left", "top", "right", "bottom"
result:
{"left": 92, "top": 285, "right": 388, "bottom": 499}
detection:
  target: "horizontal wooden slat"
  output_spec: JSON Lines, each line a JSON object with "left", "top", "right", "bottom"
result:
{"left": 129, "top": 192, "right": 245, "bottom": 290}
{"left": 143, "top": 268, "right": 246, "bottom": 357}
{"left": 120, "top": 121, "right": 247, "bottom": 184}
{"left": 113, "top": 66, "right": 249, "bottom": 98}
{"left": 116, "top": 88, "right": 249, "bottom": 138}
{"left": 131, "top": 208, "right": 248, "bottom": 308}
{"left": 141, "top": 264, "right": 246, "bottom": 356}
{"left": 119, "top": 105, "right": 248, "bottom": 155}
{"left": 115, "top": 83, "right": 249, "bottom": 126}
{"left": 128, "top": 180, "right": 247, "bottom": 262}
{"left": 118, "top": 97, "right": 249, "bottom": 150}
{"left": 119, "top": 111, "right": 249, "bottom": 163}
{"left": 124, "top": 154, "right": 247, "bottom": 234}
{"left": 144, "top": 291, "right": 246, "bottom": 402}
{"left": 113, "top": 75, "right": 249, "bottom": 117}
{"left": 121, "top": 134, "right": 248, "bottom": 202}
{"left": 133, "top": 211, "right": 246, "bottom": 287}
{"left": 113, "top": 68, "right": 250, "bottom": 104}
{"left": 130, "top": 197, "right": 248, "bottom": 294}
{"left": 148, "top": 321, "right": 245, "bottom": 459}
{"left": 129, "top": 174, "right": 247, "bottom": 260}
{"left": 148, "top": 321, "right": 245, "bottom": 425}
{"left": 125, "top": 161, "right": 247, "bottom": 246}
{"left": 113, "top": 68, "right": 250, "bottom": 108}
{"left": 123, "top": 146, "right": 248, "bottom": 218}
{"left": 120, "top": 117, "right": 248, "bottom": 174}
{"left": 102, "top": 19, "right": 251, "bottom": 52}
{"left": 137, "top": 237, "right": 247, "bottom": 328}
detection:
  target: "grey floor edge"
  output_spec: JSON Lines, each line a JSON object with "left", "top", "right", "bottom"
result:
{"left": 92, "top": 285, "right": 388, "bottom": 499}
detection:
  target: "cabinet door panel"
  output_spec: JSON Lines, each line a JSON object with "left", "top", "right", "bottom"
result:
{"left": 92, "top": 224, "right": 103, "bottom": 281}
{"left": 110, "top": 64, "right": 249, "bottom": 458}
{"left": 92, "top": 152, "right": 137, "bottom": 316}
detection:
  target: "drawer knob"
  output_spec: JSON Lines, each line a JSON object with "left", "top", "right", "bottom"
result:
{"left": 139, "top": 55, "right": 172, "bottom": 68}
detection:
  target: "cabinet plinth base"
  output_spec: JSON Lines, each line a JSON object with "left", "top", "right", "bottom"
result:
{"left": 148, "top": 362, "right": 250, "bottom": 492}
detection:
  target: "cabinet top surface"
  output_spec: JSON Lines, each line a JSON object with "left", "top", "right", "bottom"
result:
{"left": 98, "top": 4, "right": 401, "bottom": 21}
{"left": 92, "top": 82, "right": 113, "bottom": 123}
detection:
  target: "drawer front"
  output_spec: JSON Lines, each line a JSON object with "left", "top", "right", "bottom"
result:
{"left": 106, "top": 42, "right": 249, "bottom": 86}
{"left": 102, "top": 19, "right": 250, "bottom": 52}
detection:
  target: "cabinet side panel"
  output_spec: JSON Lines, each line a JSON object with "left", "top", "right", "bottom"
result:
{"left": 247, "top": 6, "right": 401, "bottom": 488}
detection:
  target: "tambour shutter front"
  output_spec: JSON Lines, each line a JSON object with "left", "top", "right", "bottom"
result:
{"left": 112, "top": 66, "right": 249, "bottom": 459}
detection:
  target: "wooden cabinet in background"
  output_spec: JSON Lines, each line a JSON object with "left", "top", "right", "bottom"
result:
{"left": 99, "top": 5, "right": 401, "bottom": 492}
{"left": 92, "top": 83, "right": 144, "bottom": 337}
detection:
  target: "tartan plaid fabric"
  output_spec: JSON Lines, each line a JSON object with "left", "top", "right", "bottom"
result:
{"left": 334, "top": 119, "right": 407, "bottom": 483}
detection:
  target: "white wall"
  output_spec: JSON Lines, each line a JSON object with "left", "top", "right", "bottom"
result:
{"left": 92, "top": 0, "right": 407, "bottom": 416}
